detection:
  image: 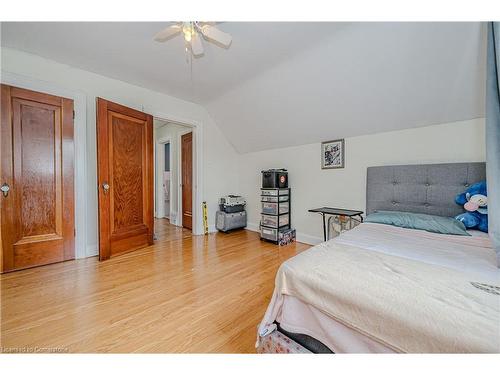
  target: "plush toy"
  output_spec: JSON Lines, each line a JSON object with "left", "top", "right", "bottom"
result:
{"left": 455, "top": 181, "right": 488, "bottom": 232}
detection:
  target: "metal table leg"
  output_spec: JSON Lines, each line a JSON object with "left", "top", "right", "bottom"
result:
{"left": 327, "top": 215, "right": 335, "bottom": 241}
{"left": 322, "top": 213, "right": 327, "bottom": 242}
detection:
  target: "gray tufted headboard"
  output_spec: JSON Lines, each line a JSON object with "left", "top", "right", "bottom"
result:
{"left": 366, "top": 162, "right": 486, "bottom": 218}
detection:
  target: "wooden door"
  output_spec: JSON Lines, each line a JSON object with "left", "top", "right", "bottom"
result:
{"left": 181, "top": 132, "right": 193, "bottom": 230}
{"left": 96, "top": 98, "right": 153, "bottom": 260}
{"left": 0, "top": 85, "right": 74, "bottom": 273}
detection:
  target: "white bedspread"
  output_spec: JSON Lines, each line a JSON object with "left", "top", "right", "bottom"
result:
{"left": 336, "top": 223, "right": 498, "bottom": 278}
{"left": 259, "top": 223, "right": 500, "bottom": 353}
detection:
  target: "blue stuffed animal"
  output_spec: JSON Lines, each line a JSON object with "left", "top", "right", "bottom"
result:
{"left": 455, "top": 181, "right": 488, "bottom": 232}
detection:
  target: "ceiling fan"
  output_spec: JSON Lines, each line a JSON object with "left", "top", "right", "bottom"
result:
{"left": 154, "top": 22, "right": 232, "bottom": 57}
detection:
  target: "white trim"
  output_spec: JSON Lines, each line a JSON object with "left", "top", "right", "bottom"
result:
{"left": 167, "top": 141, "right": 173, "bottom": 221}
{"left": 245, "top": 222, "right": 322, "bottom": 246}
{"left": 155, "top": 136, "right": 173, "bottom": 221}
{"left": 86, "top": 244, "right": 98, "bottom": 257}
{"left": 152, "top": 111, "right": 203, "bottom": 235}
{"left": 0, "top": 71, "right": 89, "bottom": 259}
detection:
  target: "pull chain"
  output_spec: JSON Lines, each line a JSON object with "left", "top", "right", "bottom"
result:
{"left": 184, "top": 40, "right": 195, "bottom": 100}
{"left": 190, "top": 48, "right": 194, "bottom": 98}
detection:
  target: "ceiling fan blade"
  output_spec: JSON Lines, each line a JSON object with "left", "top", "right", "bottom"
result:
{"left": 197, "top": 21, "right": 217, "bottom": 27}
{"left": 200, "top": 25, "right": 232, "bottom": 47}
{"left": 153, "top": 24, "right": 181, "bottom": 42}
{"left": 191, "top": 32, "right": 204, "bottom": 56}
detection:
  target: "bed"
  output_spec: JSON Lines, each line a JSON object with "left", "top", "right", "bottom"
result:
{"left": 257, "top": 162, "right": 500, "bottom": 353}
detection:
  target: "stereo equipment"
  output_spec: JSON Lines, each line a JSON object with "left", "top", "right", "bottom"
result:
{"left": 261, "top": 169, "right": 288, "bottom": 189}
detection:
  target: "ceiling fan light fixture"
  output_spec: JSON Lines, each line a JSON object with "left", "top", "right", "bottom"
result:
{"left": 182, "top": 22, "right": 194, "bottom": 42}
{"left": 154, "top": 22, "right": 231, "bottom": 57}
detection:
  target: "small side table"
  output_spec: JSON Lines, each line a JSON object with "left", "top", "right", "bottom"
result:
{"left": 308, "top": 207, "right": 364, "bottom": 241}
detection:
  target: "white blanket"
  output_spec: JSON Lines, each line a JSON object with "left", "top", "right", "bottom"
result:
{"left": 259, "top": 224, "right": 500, "bottom": 353}
{"left": 336, "top": 223, "right": 498, "bottom": 278}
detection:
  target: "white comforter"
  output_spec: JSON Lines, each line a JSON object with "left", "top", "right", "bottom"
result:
{"left": 259, "top": 223, "right": 500, "bottom": 353}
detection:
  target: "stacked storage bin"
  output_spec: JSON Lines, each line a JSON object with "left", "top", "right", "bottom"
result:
{"left": 216, "top": 195, "right": 247, "bottom": 232}
{"left": 260, "top": 169, "right": 294, "bottom": 244}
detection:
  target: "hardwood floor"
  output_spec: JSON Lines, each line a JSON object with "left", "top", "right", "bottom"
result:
{"left": 0, "top": 219, "right": 310, "bottom": 353}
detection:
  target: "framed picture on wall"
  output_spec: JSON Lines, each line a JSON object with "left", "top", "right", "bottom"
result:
{"left": 321, "top": 139, "right": 345, "bottom": 169}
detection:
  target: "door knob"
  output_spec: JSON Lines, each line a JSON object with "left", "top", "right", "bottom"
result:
{"left": 1, "top": 182, "right": 10, "bottom": 197}
{"left": 102, "top": 182, "right": 110, "bottom": 194}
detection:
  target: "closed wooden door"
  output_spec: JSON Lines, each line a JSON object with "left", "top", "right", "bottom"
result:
{"left": 181, "top": 132, "right": 193, "bottom": 230}
{"left": 96, "top": 98, "right": 153, "bottom": 260}
{"left": 1, "top": 85, "right": 74, "bottom": 273}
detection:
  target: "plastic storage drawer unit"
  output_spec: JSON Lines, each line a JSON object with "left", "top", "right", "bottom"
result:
{"left": 261, "top": 201, "right": 289, "bottom": 215}
{"left": 260, "top": 226, "right": 278, "bottom": 242}
{"left": 260, "top": 225, "right": 290, "bottom": 242}
{"left": 261, "top": 195, "right": 289, "bottom": 203}
{"left": 260, "top": 186, "right": 291, "bottom": 244}
{"left": 261, "top": 214, "right": 289, "bottom": 228}
{"left": 261, "top": 189, "right": 289, "bottom": 197}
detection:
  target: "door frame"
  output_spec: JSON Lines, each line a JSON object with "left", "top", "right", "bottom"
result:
{"left": 0, "top": 72, "right": 88, "bottom": 259}
{"left": 155, "top": 136, "right": 173, "bottom": 221}
{"left": 153, "top": 114, "right": 202, "bottom": 235}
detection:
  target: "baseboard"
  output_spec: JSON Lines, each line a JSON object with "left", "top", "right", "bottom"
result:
{"left": 170, "top": 211, "right": 178, "bottom": 226}
{"left": 86, "top": 244, "right": 98, "bottom": 258}
{"left": 295, "top": 232, "right": 322, "bottom": 246}
{"left": 187, "top": 224, "right": 217, "bottom": 236}
{"left": 82, "top": 225, "right": 321, "bottom": 258}
{"left": 245, "top": 222, "right": 259, "bottom": 232}
{"left": 245, "top": 222, "right": 322, "bottom": 246}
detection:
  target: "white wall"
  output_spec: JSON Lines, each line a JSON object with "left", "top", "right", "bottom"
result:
{"left": 1, "top": 47, "right": 239, "bottom": 256}
{"left": 154, "top": 122, "right": 191, "bottom": 225}
{"left": 238, "top": 119, "right": 486, "bottom": 244}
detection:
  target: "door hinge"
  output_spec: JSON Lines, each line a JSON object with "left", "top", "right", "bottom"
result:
{"left": 74, "top": 228, "right": 76, "bottom": 237}
{"left": 73, "top": 110, "right": 75, "bottom": 120}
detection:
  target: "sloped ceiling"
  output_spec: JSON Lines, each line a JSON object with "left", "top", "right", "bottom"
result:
{"left": 1, "top": 22, "right": 486, "bottom": 153}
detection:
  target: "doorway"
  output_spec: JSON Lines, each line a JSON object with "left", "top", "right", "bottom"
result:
{"left": 154, "top": 119, "right": 194, "bottom": 235}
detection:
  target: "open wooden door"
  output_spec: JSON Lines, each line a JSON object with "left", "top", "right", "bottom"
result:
{"left": 1, "top": 85, "right": 74, "bottom": 272}
{"left": 181, "top": 132, "right": 193, "bottom": 230}
{"left": 96, "top": 98, "right": 153, "bottom": 260}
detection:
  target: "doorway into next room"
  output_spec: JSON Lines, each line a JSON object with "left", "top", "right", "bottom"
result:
{"left": 154, "top": 119, "right": 194, "bottom": 238}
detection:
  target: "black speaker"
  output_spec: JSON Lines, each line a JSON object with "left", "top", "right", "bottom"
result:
{"left": 262, "top": 169, "right": 288, "bottom": 188}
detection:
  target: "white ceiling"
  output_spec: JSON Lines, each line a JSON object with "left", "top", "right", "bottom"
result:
{"left": 1, "top": 22, "right": 340, "bottom": 103}
{"left": 1, "top": 22, "right": 486, "bottom": 153}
